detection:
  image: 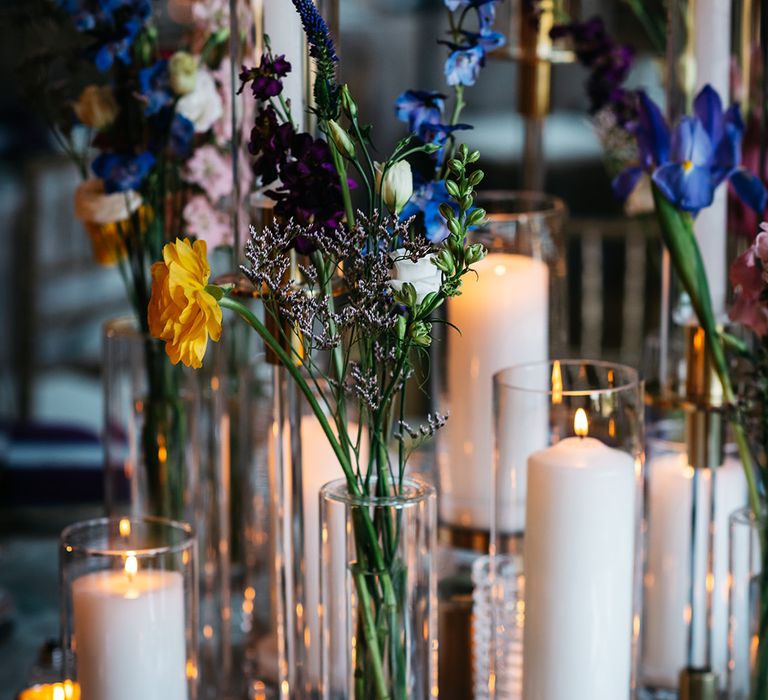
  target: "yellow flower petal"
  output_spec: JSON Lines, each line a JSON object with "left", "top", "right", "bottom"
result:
{"left": 147, "top": 237, "right": 222, "bottom": 368}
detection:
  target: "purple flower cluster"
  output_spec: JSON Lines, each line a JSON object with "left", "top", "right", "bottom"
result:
{"left": 238, "top": 54, "right": 292, "bottom": 101}
{"left": 550, "top": 17, "right": 635, "bottom": 125}
{"left": 55, "top": 0, "right": 151, "bottom": 72}
{"left": 248, "top": 105, "right": 349, "bottom": 252}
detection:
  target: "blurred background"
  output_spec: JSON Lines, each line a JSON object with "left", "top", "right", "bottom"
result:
{"left": 0, "top": 0, "right": 665, "bottom": 692}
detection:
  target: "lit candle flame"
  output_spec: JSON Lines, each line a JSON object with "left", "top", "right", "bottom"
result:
{"left": 574, "top": 408, "right": 588, "bottom": 438}
{"left": 551, "top": 360, "right": 563, "bottom": 405}
{"left": 124, "top": 553, "right": 138, "bottom": 580}
{"left": 118, "top": 518, "right": 131, "bottom": 538}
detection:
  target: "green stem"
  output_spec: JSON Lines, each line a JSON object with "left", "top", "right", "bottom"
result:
{"left": 328, "top": 138, "right": 356, "bottom": 227}
{"left": 352, "top": 565, "right": 391, "bottom": 700}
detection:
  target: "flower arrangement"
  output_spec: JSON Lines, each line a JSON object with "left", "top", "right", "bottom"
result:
{"left": 612, "top": 85, "right": 768, "bottom": 694}
{"left": 20, "top": 0, "right": 252, "bottom": 518}
{"left": 148, "top": 0, "right": 500, "bottom": 695}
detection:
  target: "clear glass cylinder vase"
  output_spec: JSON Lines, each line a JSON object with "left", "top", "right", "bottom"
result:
{"left": 437, "top": 191, "right": 566, "bottom": 542}
{"left": 489, "top": 360, "right": 644, "bottom": 699}
{"left": 728, "top": 506, "right": 768, "bottom": 700}
{"left": 60, "top": 516, "right": 198, "bottom": 700}
{"left": 319, "top": 477, "right": 437, "bottom": 700}
{"left": 103, "top": 317, "right": 200, "bottom": 523}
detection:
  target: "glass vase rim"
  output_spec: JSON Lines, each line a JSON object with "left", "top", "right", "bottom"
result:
{"left": 493, "top": 358, "right": 641, "bottom": 396}
{"left": 60, "top": 515, "right": 194, "bottom": 558}
{"left": 476, "top": 189, "right": 568, "bottom": 219}
{"left": 730, "top": 504, "right": 767, "bottom": 529}
{"left": 320, "top": 476, "right": 435, "bottom": 508}
{"left": 103, "top": 315, "right": 148, "bottom": 340}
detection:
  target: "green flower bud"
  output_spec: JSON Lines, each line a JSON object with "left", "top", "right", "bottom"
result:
{"left": 340, "top": 84, "right": 358, "bottom": 119}
{"left": 327, "top": 120, "right": 356, "bottom": 159}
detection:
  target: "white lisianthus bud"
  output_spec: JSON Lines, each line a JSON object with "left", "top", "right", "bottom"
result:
{"left": 73, "top": 85, "right": 118, "bottom": 129}
{"left": 169, "top": 51, "right": 198, "bottom": 95}
{"left": 375, "top": 160, "right": 413, "bottom": 215}
{"left": 389, "top": 249, "right": 442, "bottom": 305}
{"left": 74, "top": 178, "right": 142, "bottom": 224}
{"left": 327, "top": 120, "right": 356, "bottom": 159}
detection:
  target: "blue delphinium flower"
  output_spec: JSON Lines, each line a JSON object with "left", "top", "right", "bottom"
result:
{"left": 445, "top": 45, "right": 485, "bottom": 87}
{"left": 401, "top": 180, "right": 457, "bottom": 244}
{"left": 139, "top": 60, "right": 172, "bottom": 116}
{"left": 394, "top": 91, "right": 446, "bottom": 134}
{"left": 92, "top": 152, "right": 156, "bottom": 193}
{"left": 418, "top": 122, "right": 472, "bottom": 148}
{"left": 613, "top": 85, "right": 767, "bottom": 215}
{"left": 56, "top": 0, "right": 151, "bottom": 72}
{"left": 168, "top": 114, "right": 195, "bottom": 159}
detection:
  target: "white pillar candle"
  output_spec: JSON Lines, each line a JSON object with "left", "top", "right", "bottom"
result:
{"left": 642, "top": 451, "right": 746, "bottom": 687}
{"left": 442, "top": 252, "right": 549, "bottom": 531}
{"left": 523, "top": 410, "right": 636, "bottom": 700}
{"left": 73, "top": 557, "right": 187, "bottom": 700}
{"left": 693, "top": 0, "right": 731, "bottom": 316}
{"left": 264, "top": 0, "right": 306, "bottom": 126}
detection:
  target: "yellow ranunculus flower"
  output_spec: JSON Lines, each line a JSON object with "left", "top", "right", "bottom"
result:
{"left": 148, "top": 238, "right": 222, "bottom": 369}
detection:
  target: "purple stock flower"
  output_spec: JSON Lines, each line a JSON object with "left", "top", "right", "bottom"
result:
{"left": 551, "top": 16, "right": 635, "bottom": 125}
{"left": 238, "top": 54, "right": 292, "bottom": 101}
{"left": 613, "top": 85, "right": 767, "bottom": 215}
{"left": 394, "top": 90, "right": 446, "bottom": 134}
{"left": 248, "top": 105, "right": 352, "bottom": 251}
{"left": 92, "top": 151, "right": 155, "bottom": 193}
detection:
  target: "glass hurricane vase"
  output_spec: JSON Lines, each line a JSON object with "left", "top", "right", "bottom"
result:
{"left": 319, "top": 477, "right": 438, "bottom": 700}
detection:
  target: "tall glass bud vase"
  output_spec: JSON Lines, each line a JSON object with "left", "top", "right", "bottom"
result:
{"left": 103, "top": 317, "right": 199, "bottom": 522}
{"left": 319, "top": 477, "right": 437, "bottom": 700}
{"left": 728, "top": 506, "right": 765, "bottom": 699}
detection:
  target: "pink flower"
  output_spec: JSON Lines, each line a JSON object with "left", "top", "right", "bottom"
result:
{"left": 183, "top": 145, "right": 233, "bottom": 203}
{"left": 183, "top": 195, "right": 232, "bottom": 249}
{"left": 729, "top": 225, "right": 768, "bottom": 336}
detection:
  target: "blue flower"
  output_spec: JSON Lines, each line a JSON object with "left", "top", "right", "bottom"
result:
{"left": 57, "top": 0, "right": 151, "bottom": 72}
{"left": 652, "top": 117, "right": 716, "bottom": 212}
{"left": 92, "top": 152, "right": 156, "bottom": 193}
{"left": 445, "top": 45, "right": 485, "bottom": 87}
{"left": 169, "top": 114, "right": 195, "bottom": 159}
{"left": 613, "top": 85, "right": 767, "bottom": 214}
{"left": 461, "top": 30, "right": 506, "bottom": 52}
{"left": 395, "top": 90, "right": 446, "bottom": 134}
{"left": 139, "top": 60, "right": 172, "bottom": 116}
{"left": 401, "top": 180, "right": 457, "bottom": 244}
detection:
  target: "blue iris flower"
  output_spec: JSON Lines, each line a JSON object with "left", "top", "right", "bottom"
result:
{"left": 169, "top": 114, "right": 195, "bottom": 159}
{"left": 139, "top": 60, "right": 172, "bottom": 116}
{"left": 394, "top": 90, "right": 446, "bottom": 134}
{"left": 613, "top": 85, "right": 766, "bottom": 214}
{"left": 445, "top": 45, "right": 485, "bottom": 87}
{"left": 93, "top": 152, "right": 156, "bottom": 193}
{"left": 401, "top": 180, "right": 457, "bottom": 244}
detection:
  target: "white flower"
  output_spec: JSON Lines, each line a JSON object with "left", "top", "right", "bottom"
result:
{"left": 74, "top": 178, "right": 142, "bottom": 225}
{"left": 176, "top": 68, "right": 224, "bottom": 133}
{"left": 169, "top": 51, "right": 198, "bottom": 95}
{"left": 389, "top": 249, "right": 442, "bottom": 304}
{"left": 73, "top": 85, "right": 118, "bottom": 129}
{"left": 375, "top": 160, "right": 413, "bottom": 215}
